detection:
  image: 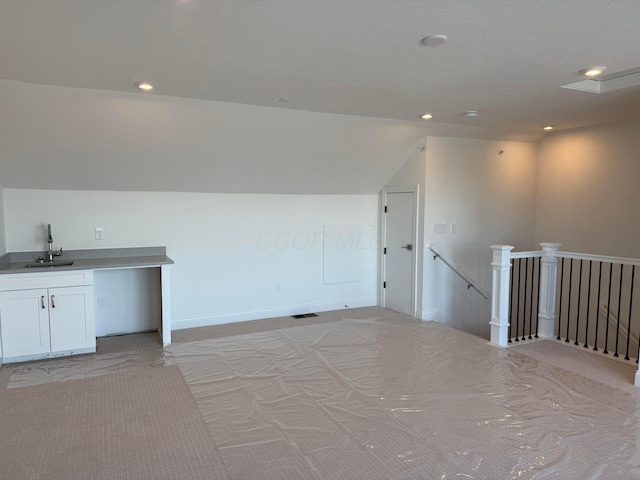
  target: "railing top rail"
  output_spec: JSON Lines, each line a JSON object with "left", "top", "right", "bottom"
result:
{"left": 557, "top": 251, "right": 640, "bottom": 267}
{"left": 507, "top": 246, "right": 640, "bottom": 266}
{"left": 510, "top": 251, "right": 545, "bottom": 259}
{"left": 427, "top": 244, "right": 489, "bottom": 300}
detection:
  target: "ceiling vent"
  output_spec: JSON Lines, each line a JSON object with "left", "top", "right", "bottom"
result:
{"left": 562, "top": 67, "right": 640, "bottom": 94}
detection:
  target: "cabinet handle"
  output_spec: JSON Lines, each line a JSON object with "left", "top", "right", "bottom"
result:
{"left": 51, "top": 295, "right": 56, "bottom": 308}
{"left": 41, "top": 295, "right": 46, "bottom": 309}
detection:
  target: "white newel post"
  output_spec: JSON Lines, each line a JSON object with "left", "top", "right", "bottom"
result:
{"left": 537, "top": 243, "right": 561, "bottom": 339}
{"left": 490, "top": 245, "right": 514, "bottom": 346}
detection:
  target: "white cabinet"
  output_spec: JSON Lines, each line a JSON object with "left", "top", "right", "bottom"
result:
{"left": 49, "top": 286, "right": 95, "bottom": 351}
{"left": 0, "top": 271, "right": 95, "bottom": 362}
{"left": 0, "top": 289, "right": 50, "bottom": 358}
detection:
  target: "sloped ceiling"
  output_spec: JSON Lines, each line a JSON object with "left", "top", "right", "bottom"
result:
{"left": 0, "top": 81, "right": 430, "bottom": 194}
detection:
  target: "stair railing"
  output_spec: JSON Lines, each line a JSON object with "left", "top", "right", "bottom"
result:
{"left": 428, "top": 244, "right": 489, "bottom": 299}
{"left": 490, "top": 243, "right": 640, "bottom": 387}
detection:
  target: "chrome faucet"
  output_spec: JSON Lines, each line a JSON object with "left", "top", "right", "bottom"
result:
{"left": 46, "top": 223, "right": 63, "bottom": 263}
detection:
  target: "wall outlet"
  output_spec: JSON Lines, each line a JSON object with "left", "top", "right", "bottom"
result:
{"left": 274, "top": 282, "right": 281, "bottom": 293}
{"left": 95, "top": 228, "right": 104, "bottom": 240}
{"left": 97, "top": 296, "right": 107, "bottom": 309}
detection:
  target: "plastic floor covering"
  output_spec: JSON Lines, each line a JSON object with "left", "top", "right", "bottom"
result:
{"left": 4, "top": 308, "right": 640, "bottom": 479}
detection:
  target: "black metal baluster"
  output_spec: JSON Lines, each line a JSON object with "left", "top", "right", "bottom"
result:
{"left": 557, "top": 258, "right": 565, "bottom": 340}
{"left": 565, "top": 258, "right": 574, "bottom": 343}
{"left": 535, "top": 257, "right": 541, "bottom": 338}
{"left": 515, "top": 259, "right": 522, "bottom": 342}
{"left": 584, "top": 261, "right": 593, "bottom": 348}
{"left": 528, "top": 257, "right": 534, "bottom": 339}
{"left": 594, "top": 262, "right": 603, "bottom": 351}
{"left": 522, "top": 257, "right": 529, "bottom": 341}
{"left": 574, "top": 260, "right": 584, "bottom": 345}
{"left": 637, "top": 284, "right": 640, "bottom": 362}
{"left": 604, "top": 263, "right": 613, "bottom": 355}
{"left": 614, "top": 264, "right": 624, "bottom": 357}
{"left": 625, "top": 265, "right": 635, "bottom": 361}
{"left": 508, "top": 259, "right": 514, "bottom": 343}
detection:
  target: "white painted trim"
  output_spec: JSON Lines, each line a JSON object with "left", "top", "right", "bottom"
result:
{"left": 511, "top": 243, "right": 640, "bottom": 267}
{"left": 1, "top": 346, "right": 96, "bottom": 364}
{"left": 490, "top": 245, "right": 514, "bottom": 346}
{"left": 171, "top": 296, "right": 376, "bottom": 330}
{"left": 558, "top": 251, "right": 640, "bottom": 267}
{"left": 417, "top": 308, "right": 439, "bottom": 321}
{"left": 160, "top": 264, "right": 171, "bottom": 345}
{"left": 380, "top": 185, "right": 419, "bottom": 317}
{"left": 510, "top": 251, "right": 545, "bottom": 259}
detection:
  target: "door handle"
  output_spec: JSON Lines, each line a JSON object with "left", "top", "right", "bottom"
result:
{"left": 41, "top": 296, "right": 46, "bottom": 309}
{"left": 401, "top": 244, "right": 413, "bottom": 251}
{"left": 51, "top": 295, "right": 56, "bottom": 308}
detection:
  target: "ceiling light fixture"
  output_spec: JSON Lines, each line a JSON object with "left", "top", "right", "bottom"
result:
{"left": 464, "top": 110, "right": 479, "bottom": 118}
{"left": 421, "top": 113, "right": 433, "bottom": 120}
{"left": 421, "top": 35, "right": 448, "bottom": 47}
{"left": 581, "top": 66, "right": 607, "bottom": 77}
{"left": 543, "top": 125, "right": 554, "bottom": 131}
{"left": 136, "top": 82, "right": 154, "bottom": 91}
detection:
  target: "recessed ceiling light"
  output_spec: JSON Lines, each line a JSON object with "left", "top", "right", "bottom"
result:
{"left": 421, "top": 113, "right": 433, "bottom": 120}
{"left": 543, "top": 125, "right": 554, "bottom": 131}
{"left": 136, "top": 82, "right": 154, "bottom": 91}
{"left": 464, "top": 110, "right": 479, "bottom": 118}
{"left": 581, "top": 66, "right": 607, "bottom": 77}
{"left": 421, "top": 35, "right": 448, "bottom": 47}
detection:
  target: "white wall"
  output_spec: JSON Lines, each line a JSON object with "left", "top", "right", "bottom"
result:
{"left": 536, "top": 117, "right": 640, "bottom": 258}
{"left": 94, "top": 268, "right": 161, "bottom": 336}
{"left": 4, "top": 189, "right": 378, "bottom": 328}
{"left": 422, "top": 136, "right": 538, "bottom": 338}
{"left": 0, "top": 178, "right": 5, "bottom": 255}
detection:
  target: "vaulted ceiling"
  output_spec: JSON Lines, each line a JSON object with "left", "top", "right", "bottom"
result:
{"left": 2, "top": 0, "right": 640, "bottom": 137}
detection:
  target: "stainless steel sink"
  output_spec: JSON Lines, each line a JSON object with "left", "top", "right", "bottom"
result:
{"left": 23, "top": 261, "right": 74, "bottom": 269}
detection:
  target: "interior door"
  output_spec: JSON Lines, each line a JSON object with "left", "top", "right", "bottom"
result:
{"left": 383, "top": 190, "right": 416, "bottom": 315}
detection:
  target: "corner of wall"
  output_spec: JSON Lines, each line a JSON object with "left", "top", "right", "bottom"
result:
{"left": 421, "top": 135, "right": 539, "bottom": 338}
{"left": 385, "top": 138, "right": 427, "bottom": 188}
{"left": 0, "top": 179, "right": 6, "bottom": 255}
{"left": 534, "top": 118, "right": 640, "bottom": 257}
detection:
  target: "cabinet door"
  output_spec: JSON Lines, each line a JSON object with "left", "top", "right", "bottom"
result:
{"left": 49, "top": 286, "right": 96, "bottom": 352}
{"left": 0, "top": 289, "right": 51, "bottom": 357}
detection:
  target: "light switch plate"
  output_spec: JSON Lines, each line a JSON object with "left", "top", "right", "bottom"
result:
{"left": 95, "top": 228, "right": 104, "bottom": 240}
{"left": 433, "top": 223, "right": 448, "bottom": 234}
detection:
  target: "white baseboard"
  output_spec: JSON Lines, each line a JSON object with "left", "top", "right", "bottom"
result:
{"left": 2, "top": 346, "right": 96, "bottom": 364}
{"left": 171, "top": 296, "right": 377, "bottom": 330}
{"left": 417, "top": 308, "right": 439, "bottom": 321}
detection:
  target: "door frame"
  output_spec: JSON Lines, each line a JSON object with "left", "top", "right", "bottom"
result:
{"left": 380, "top": 185, "right": 420, "bottom": 317}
